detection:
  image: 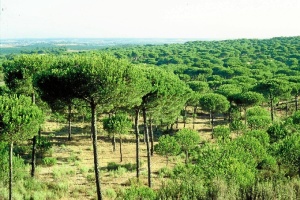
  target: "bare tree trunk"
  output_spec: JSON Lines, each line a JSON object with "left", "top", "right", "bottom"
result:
{"left": 31, "top": 92, "right": 37, "bottom": 177}
{"left": 9, "top": 142, "right": 13, "bottom": 200}
{"left": 112, "top": 133, "right": 116, "bottom": 152}
{"left": 176, "top": 117, "right": 179, "bottom": 129}
{"left": 134, "top": 109, "right": 140, "bottom": 179}
{"left": 149, "top": 117, "right": 154, "bottom": 156}
{"left": 119, "top": 136, "right": 123, "bottom": 162}
{"left": 90, "top": 100, "right": 102, "bottom": 200}
{"left": 31, "top": 136, "right": 37, "bottom": 177}
{"left": 142, "top": 107, "right": 151, "bottom": 188}
{"left": 185, "top": 150, "right": 188, "bottom": 165}
{"left": 270, "top": 98, "right": 274, "bottom": 122}
{"left": 68, "top": 104, "right": 72, "bottom": 141}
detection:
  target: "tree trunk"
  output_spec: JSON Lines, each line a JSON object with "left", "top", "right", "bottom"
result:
{"left": 31, "top": 92, "right": 37, "bottom": 177}
{"left": 149, "top": 117, "right": 154, "bottom": 156}
{"left": 112, "top": 133, "right": 116, "bottom": 152}
{"left": 68, "top": 104, "right": 72, "bottom": 141}
{"left": 134, "top": 109, "right": 140, "bottom": 179}
{"left": 9, "top": 142, "right": 13, "bottom": 200}
{"left": 90, "top": 100, "right": 102, "bottom": 200}
{"left": 31, "top": 136, "right": 37, "bottom": 177}
{"left": 176, "top": 117, "right": 179, "bottom": 129}
{"left": 185, "top": 150, "right": 188, "bottom": 165}
{"left": 166, "top": 155, "right": 169, "bottom": 166}
{"left": 270, "top": 98, "right": 274, "bottom": 122}
{"left": 183, "top": 106, "right": 187, "bottom": 128}
{"left": 142, "top": 107, "right": 151, "bottom": 188}
{"left": 119, "top": 135, "right": 123, "bottom": 162}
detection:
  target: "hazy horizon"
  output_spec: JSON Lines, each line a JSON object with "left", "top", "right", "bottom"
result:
{"left": 1, "top": 0, "right": 300, "bottom": 39}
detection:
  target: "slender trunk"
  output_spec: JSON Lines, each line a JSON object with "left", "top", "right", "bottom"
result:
{"left": 149, "top": 117, "right": 154, "bottom": 156}
{"left": 31, "top": 136, "right": 37, "bottom": 177}
{"left": 31, "top": 92, "right": 37, "bottom": 177}
{"left": 119, "top": 135, "right": 123, "bottom": 162}
{"left": 270, "top": 98, "right": 274, "bottom": 122}
{"left": 166, "top": 155, "right": 169, "bottom": 166}
{"left": 135, "top": 109, "right": 140, "bottom": 179}
{"left": 9, "top": 142, "right": 13, "bottom": 200}
{"left": 142, "top": 107, "right": 151, "bottom": 188}
{"left": 90, "top": 100, "right": 102, "bottom": 200}
{"left": 185, "top": 150, "right": 188, "bottom": 165}
{"left": 112, "top": 133, "right": 116, "bottom": 152}
{"left": 68, "top": 104, "right": 72, "bottom": 141}
{"left": 176, "top": 117, "right": 179, "bottom": 129}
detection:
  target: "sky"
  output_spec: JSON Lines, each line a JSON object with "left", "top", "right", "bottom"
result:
{"left": 1, "top": 0, "right": 300, "bottom": 39}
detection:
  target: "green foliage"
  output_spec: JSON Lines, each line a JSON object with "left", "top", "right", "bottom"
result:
{"left": 267, "top": 122, "right": 289, "bottom": 143}
{"left": 103, "top": 113, "right": 132, "bottom": 135}
{"left": 155, "top": 135, "right": 180, "bottom": 164}
{"left": 0, "top": 95, "right": 44, "bottom": 143}
{"left": 42, "top": 157, "right": 57, "bottom": 166}
{"left": 272, "top": 133, "right": 300, "bottom": 176}
{"left": 107, "top": 162, "right": 136, "bottom": 172}
{"left": 292, "top": 110, "right": 300, "bottom": 124}
{"left": 118, "top": 185, "right": 156, "bottom": 200}
{"left": 2, "top": 54, "right": 53, "bottom": 96}
{"left": 254, "top": 78, "right": 291, "bottom": 100}
{"left": 213, "top": 125, "right": 231, "bottom": 143}
{"left": 158, "top": 175, "right": 207, "bottom": 200}
{"left": 234, "top": 91, "right": 264, "bottom": 108}
{"left": 230, "top": 120, "right": 246, "bottom": 134}
{"left": 247, "top": 106, "right": 269, "bottom": 117}
{"left": 247, "top": 106, "right": 271, "bottom": 130}
{"left": 175, "top": 128, "right": 200, "bottom": 154}
{"left": 247, "top": 116, "right": 271, "bottom": 130}
{"left": 0, "top": 142, "right": 27, "bottom": 185}
{"left": 199, "top": 93, "right": 230, "bottom": 114}
{"left": 245, "top": 130, "right": 270, "bottom": 147}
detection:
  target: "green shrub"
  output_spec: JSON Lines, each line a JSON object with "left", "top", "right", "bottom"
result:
{"left": 104, "top": 188, "right": 117, "bottom": 199}
{"left": 213, "top": 125, "right": 231, "bottom": 142}
{"left": 107, "top": 162, "right": 119, "bottom": 171}
{"left": 42, "top": 157, "right": 57, "bottom": 166}
{"left": 118, "top": 185, "right": 156, "bottom": 200}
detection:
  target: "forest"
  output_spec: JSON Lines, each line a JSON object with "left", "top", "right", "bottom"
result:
{"left": 0, "top": 36, "right": 300, "bottom": 200}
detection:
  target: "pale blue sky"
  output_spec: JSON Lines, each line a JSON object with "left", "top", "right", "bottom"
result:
{"left": 1, "top": 0, "right": 300, "bottom": 39}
